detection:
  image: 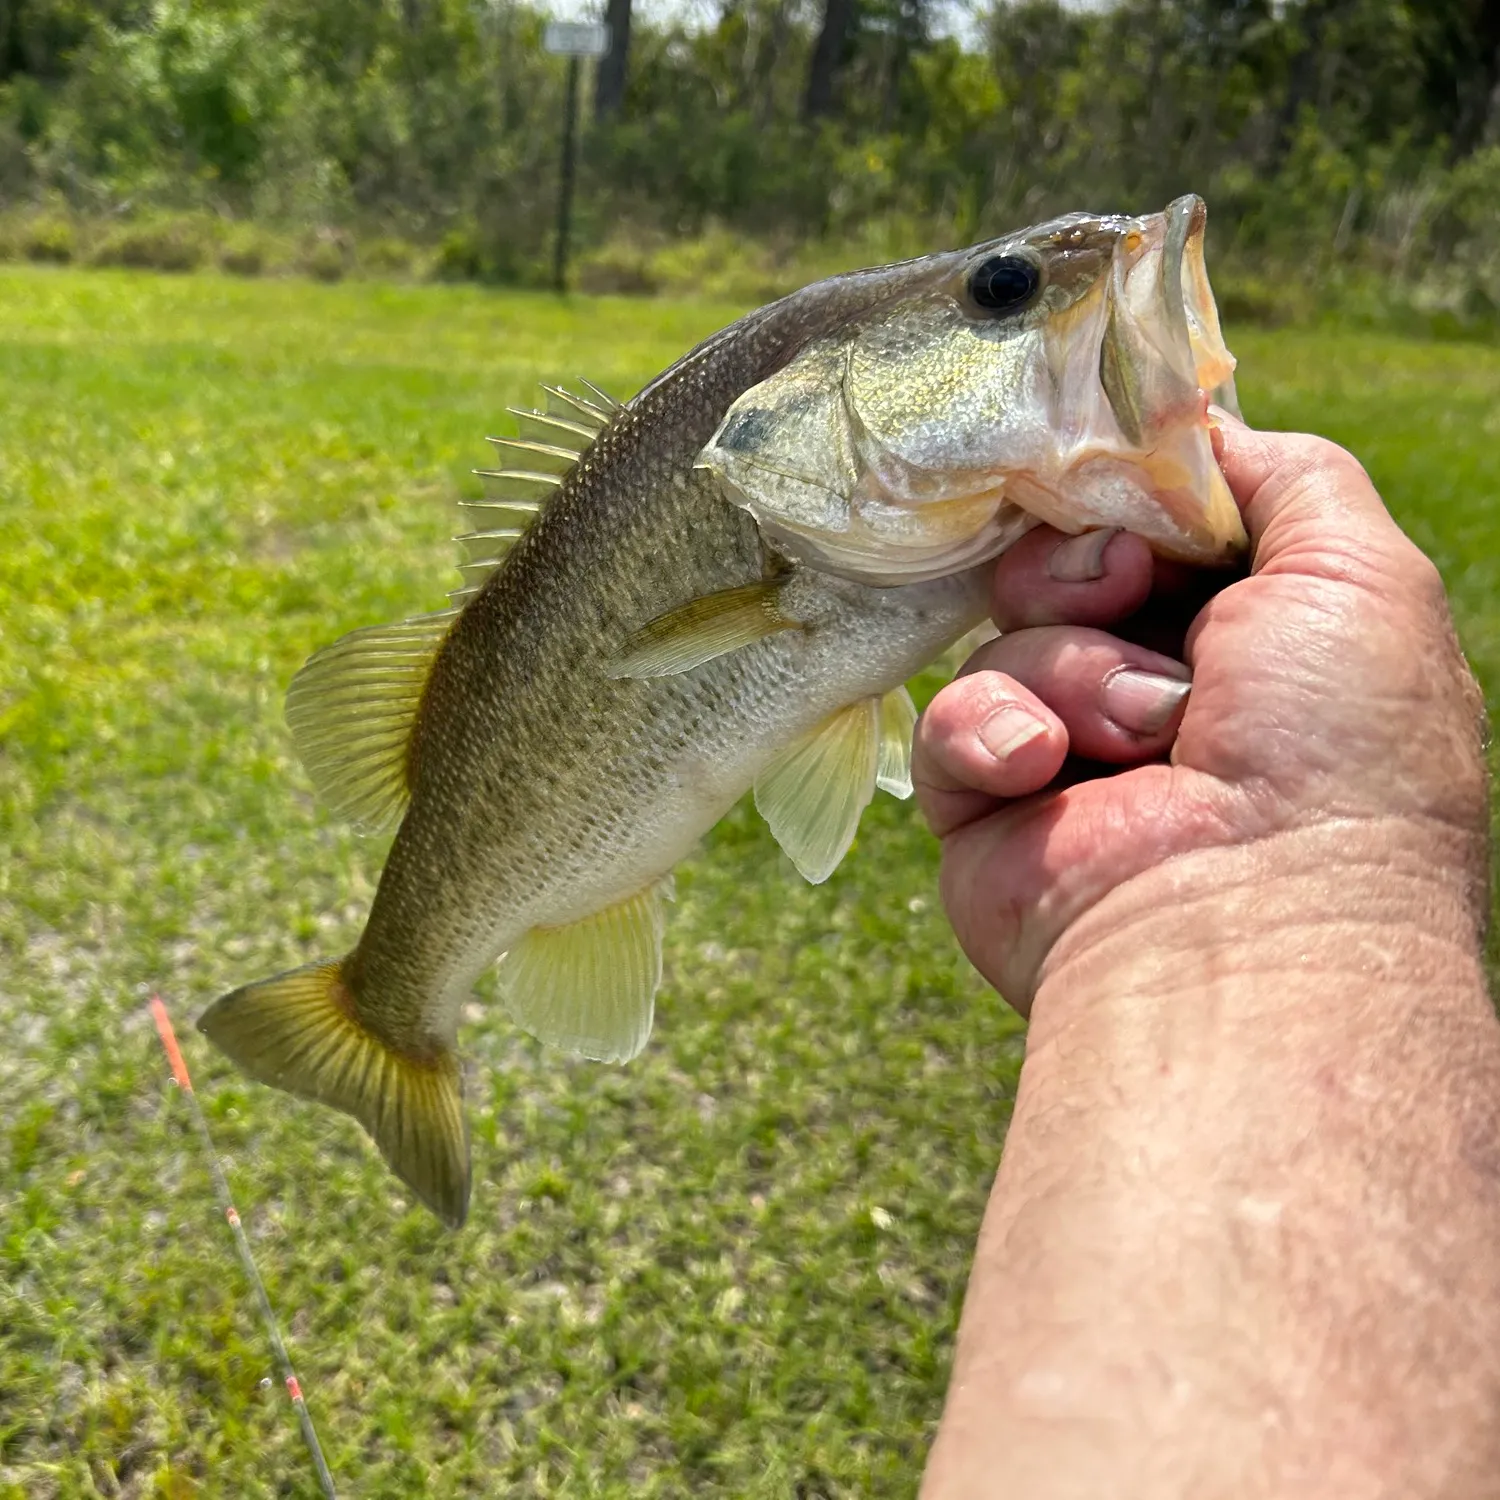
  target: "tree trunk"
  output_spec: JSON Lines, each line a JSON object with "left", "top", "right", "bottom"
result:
{"left": 803, "top": 0, "right": 856, "bottom": 120}
{"left": 881, "top": 0, "right": 925, "bottom": 129}
{"left": 1450, "top": 0, "right": 1500, "bottom": 157}
{"left": 0, "top": 0, "right": 29, "bottom": 81}
{"left": 750, "top": 0, "right": 793, "bottom": 127}
{"left": 1269, "top": 0, "right": 1336, "bottom": 170}
{"left": 594, "top": 0, "right": 633, "bottom": 119}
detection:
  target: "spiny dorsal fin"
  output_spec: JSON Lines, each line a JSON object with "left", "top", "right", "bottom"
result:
{"left": 542, "top": 382, "right": 615, "bottom": 428}
{"left": 609, "top": 580, "right": 802, "bottom": 679}
{"left": 452, "top": 381, "right": 618, "bottom": 606}
{"left": 876, "top": 686, "right": 918, "bottom": 799}
{"left": 450, "top": 498, "right": 551, "bottom": 607}
{"left": 755, "top": 697, "right": 880, "bottom": 884}
{"left": 507, "top": 409, "right": 598, "bottom": 449}
{"left": 487, "top": 437, "right": 584, "bottom": 467}
{"left": 578, "top": 378, "right": 621, "bottom": 412}
{"left": 285, "top": 610, "right": 455, "bottom": 831}
{"left": 497, "top": 875, "right": 674, "bottom": 1063}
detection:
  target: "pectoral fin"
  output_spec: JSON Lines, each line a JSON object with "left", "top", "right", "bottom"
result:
{"left": 876, "top": 686, "right": 918, "bottom": 799}
{"left": 609, "top": 581, "right": 801, "bottom": 679}
{"left": 497, "top": 878, "right": 673, "bottom": 1063}
{"left": 755, "top": 698, "right": 880, "bottom": 884}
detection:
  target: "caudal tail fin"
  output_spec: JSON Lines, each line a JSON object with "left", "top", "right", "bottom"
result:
{"left": 197, "top": 958, "right": 470, "bottom": 1228}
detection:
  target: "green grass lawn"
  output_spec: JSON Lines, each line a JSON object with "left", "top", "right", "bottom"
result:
{"left": 1, "top": 265, "right": 1497, "bottom": 1499}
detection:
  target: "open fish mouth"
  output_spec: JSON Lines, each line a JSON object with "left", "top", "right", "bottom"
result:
{"left": 1058, "top": 193, "right": 1247, "bottom": 565}
{"left": 697, "top": 196, "right": 1249, "bottom": 582}
{"left": 1102, "top": 195, "right": 1238, "bottom": 443}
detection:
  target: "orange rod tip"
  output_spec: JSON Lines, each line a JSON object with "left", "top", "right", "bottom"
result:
{"left": 149, "top": 994, "right": 194, "bottom": 1092}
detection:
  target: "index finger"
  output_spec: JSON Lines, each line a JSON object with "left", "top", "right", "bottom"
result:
{"left": 987, "top": 524, "right": 1155, "bottom": 632}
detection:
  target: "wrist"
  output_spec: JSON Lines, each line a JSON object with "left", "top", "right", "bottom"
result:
{"left": 929, "top": 816, "right": 1500, "bottom": 1500}
{"left": 1030, "top": 817, "right": 1491, "bottom": 1047}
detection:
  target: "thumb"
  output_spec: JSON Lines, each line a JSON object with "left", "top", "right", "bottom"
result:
{"left": 1208, "top": 407, "right": 1406, "bottom": 576}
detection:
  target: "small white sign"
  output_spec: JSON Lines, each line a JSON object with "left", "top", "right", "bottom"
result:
{"left": 544, "top": 20, "right": 611, "bottom": 56}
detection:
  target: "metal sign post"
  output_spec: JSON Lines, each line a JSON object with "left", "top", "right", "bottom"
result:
{"left": 543, "top": 21, "right": 611, "bottom": 293}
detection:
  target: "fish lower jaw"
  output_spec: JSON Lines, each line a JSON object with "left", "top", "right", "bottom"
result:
{"left": 753, "top": 472, "right": 1042, "bottom": 586}
{"left": 1004, "top": 434, "right": 1246, "bottom": 565}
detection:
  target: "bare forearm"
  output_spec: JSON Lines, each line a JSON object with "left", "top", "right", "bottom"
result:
{"left": 924, "top": 829, "right": 1500, "bottom": 1500}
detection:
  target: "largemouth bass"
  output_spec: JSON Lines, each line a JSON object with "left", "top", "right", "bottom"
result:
{"left": 200, "top": 194, "right": 1245, "bottom": 1228}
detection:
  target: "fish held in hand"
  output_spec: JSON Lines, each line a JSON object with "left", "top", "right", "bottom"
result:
{"left": 199, "top": 194, "right": 1244, "bottom": 1228}
{"left": 701, "top": 192, "right": 1242, "bottom": 583}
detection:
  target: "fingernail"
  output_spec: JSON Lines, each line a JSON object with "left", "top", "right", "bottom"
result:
{"left": 1206, "top": 403, "right": 1241, "bottom": 428}
{"left": 1048, "top": 528, "right": 1118, "bottom": 583}
{"left": 1103, "top": 668, "right": 1192, "bottom": 736}
{"left": 977, "top": 706, "right": 1049, "bottom": 761}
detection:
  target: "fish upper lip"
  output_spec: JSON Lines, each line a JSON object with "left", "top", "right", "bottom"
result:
{"left": 1162, "top": 195, "right": 1204, "bottom": 358}
{"left": 1117, "top": 194, "right": 1204, "bottom": 383}
{"left": 1099, "top": 194, "right": 1218, "bottom": 440}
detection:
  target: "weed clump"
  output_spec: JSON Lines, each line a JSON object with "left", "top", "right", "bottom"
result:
{"left": 89, "top": 219, "right": 207, "bottom": 273}
{"left": 21, "top": 215, "right": 72, "bottom": 264}
{"left": 301, "top": 230, "right": 350, "bottom": 283}
{"left": 219, "top": 225, "right": 275, "bottom": 276}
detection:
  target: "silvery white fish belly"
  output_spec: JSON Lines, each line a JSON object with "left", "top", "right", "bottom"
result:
{"left": 199, "top": 194, "right": 1246, "bottom": 1229}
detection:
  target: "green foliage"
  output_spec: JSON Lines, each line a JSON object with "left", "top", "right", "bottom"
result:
{"left": 0, "top": 0, "right": 1498, "bottom": 302}
{"left": 359, "top": 235, "right": 421, "bottom": 278}
{"left": 0, "top": 265, "right": 1497, "bottom": 1496}
{"left": 298, "top": 227, "right": 350, "bottom": 283}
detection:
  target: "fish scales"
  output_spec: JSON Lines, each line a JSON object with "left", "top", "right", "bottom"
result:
{"left": 201, "top": 196, "right": 1246, "bottom": 1227}
{"left": 359, "top": 259, "right": 990, "bottom": 1047}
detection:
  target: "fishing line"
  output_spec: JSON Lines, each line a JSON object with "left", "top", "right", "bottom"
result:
{"left": 149, "top": 994, "right": 339, "bottom": 1500}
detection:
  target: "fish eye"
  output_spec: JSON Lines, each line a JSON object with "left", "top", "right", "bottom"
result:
{"left": 967, "top": 253, "right": 1042, "bottom": 316}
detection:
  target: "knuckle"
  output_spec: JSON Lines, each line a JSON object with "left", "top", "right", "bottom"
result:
{"left": 1290, "top": 434, "right": 1370, "bottom": 494}
{"left": 1399, "top": 545, "right": 1449, "bottom": 614}
{"left": 916, "top": 679, "right": 987, "bottom": 745}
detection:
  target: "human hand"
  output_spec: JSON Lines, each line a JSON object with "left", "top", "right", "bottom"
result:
{"left": 914, "top": 415, "right": 1490, "bottom": 1014}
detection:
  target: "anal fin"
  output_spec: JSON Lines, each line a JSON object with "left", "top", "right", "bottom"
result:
{"left": 610, "top": 580, "right": 801, "bottom": 679}
{"left": 497, "top": 878, "right": 672, "bottom": 1063}
{"left": 197, "top": 958, "right": 470, "bottom": 1228}
{"left": 755, "top": 698, "right": 880, "bottom": 884}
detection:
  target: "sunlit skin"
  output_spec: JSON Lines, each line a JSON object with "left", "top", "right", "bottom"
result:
{"left": 912, "top": 414, "right": 1500, "bottom": 1497}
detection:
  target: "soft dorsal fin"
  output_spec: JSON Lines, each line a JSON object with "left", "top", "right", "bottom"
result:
{"left": 755, "top": 698, "right": 881, "bottom": 884}
{"left": 285, "top": 610, "right": 455, "bottom": 831}
{"left": 451, "top": 380, "right": 619, "bottom": 606}
{"left": 497, "top": 875, "right": 673, "bottom": 1063}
